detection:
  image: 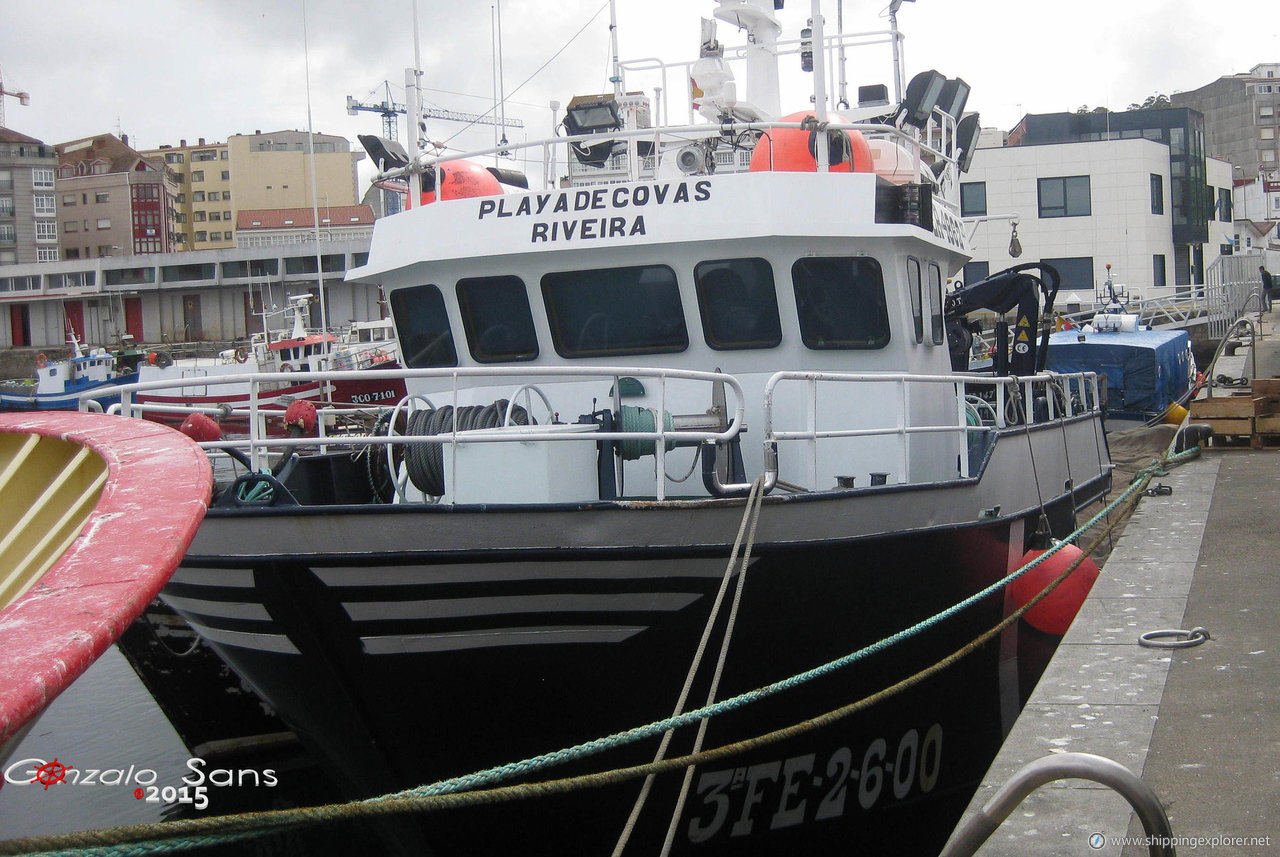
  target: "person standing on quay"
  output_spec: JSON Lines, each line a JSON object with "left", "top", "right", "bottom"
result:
{"left": 1259, "top": 266, "right": 1274, "bottom": 312}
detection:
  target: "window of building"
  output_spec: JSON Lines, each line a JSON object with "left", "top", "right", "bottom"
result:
{"left": 1265, "top": 151, "right": 1278, "bottom": 163}
{"left": 192, "top": 191, "right": 205, "bottom": 202}
{"left": 1261, "top": 85, "right": 1274, "bottom": 94}
{"left": 220, "top": 150, "right": 229, "bottom": 160}
{"left": 192, "top": 150, "right": 218, "bottom": 162}
{"left": 61, "top": 194, "right": 76, "bottom": 206}
{"left": 1262, "top": 128, "right": 1276, "bottom": 141}
{"left": 164, "top": 152, "right": 185, "bottom": 164}
{"left": 209, "top": 232, "right": 221, "bottom": 241}
{"left": 1150, "top": 174, "right": 1164, "bottom": 215}
{"left": 1218, "top": 188, "right": 1232, "bottom": 222}
{"left": 92, "top": 162, "right": 108, "bottom": 175}
{"left": 36, "top": 247, "right": 59, "bottom": 262}
{"left": 542, "top": 264, "right": 687, "bottom": 357}
{"left": 95, "top": 192, "right": 110, "bottom": 203}
{"left": 1262, "top": 105, "right": 1275, "bottom": 118}
{"left": 1042, "top": 256, "right": 1094, "bottom": 291}
{"left": 0, "top": 198, "right": 14, "bottom": 216}
{"left": 0, "top": 224, "right": 14, "bottom": 242}
{"left": 35, "top": 221, "right": 57, "bottom": 241}
{"left": 390, "top": 285, "right": 458, "bottom": 367}
{"left": 1153, "top": 255, "right": 1167, "bottom": 287}
{"left": 96, "top": 218, "right": 111, "bottom": 229}
{"left": 193, "top": 211, "right": 206, "bottom": 221}
{"left": 34, "top": 195, "right": 56, "bottom": 216}
{"left": 191, "top": 171, "right": 204, "bottom": 182}
{"left": 1037, "top": 176, "right": 1091, "bottom": 218}
{"left": 221, "top": 171, "right": 230, "bottom": 181}
{"left": 63, "top": 220, "right": 78, "bottom": 233}
{"left": 456, "top": 276, "right": 539, "bottom": 363}
{"left": 194, "top": 231, "right": 208, "bottom": 242}
{"left": 209, "top": 211, "right": 221, "bottom": 221}
{"left": 223, "top": 210, "right": 231, "bottom": 219}
{"left": 960, "top": 182, "right": 987, "bottom": 217}
{"left": 32, "top": 168, "right": 54, "bottom": 189}
{"left": 792, "top": 257, "right": 890, "bottom": 350}
{"left": 961, "top": 261, "right": 989, "bottom": 287}
{"left": 693, "top": 258, "right": 782, "bottom": 350}
{"left": 222, "top": 191, "right": 232, "bottom": 200}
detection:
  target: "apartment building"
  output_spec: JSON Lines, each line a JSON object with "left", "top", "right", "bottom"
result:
{"left": 0, "top": 128, "right": 61, "bottom": 266}
{"left": 140, "top": 139, "right": 233, "bottom": 252}
{"left": 55, "top": 134, "right": 178, "bottom": 260}
{"left": 1173, "top": 64, "right": 1280, "bottom": 181}
{"left": 228, "top": 130, "right": 361, "bottom": 212}
{"left": 141, "top": 130, "right": 364, "bottom": 252}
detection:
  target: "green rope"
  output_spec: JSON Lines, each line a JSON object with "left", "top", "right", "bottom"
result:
{"left": 1, "top": 446, "right": 1201, "bottom": 857}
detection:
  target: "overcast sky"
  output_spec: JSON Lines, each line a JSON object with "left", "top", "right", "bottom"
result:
{"left": 3, "top": 0, "right": 1277, "bottom": 187}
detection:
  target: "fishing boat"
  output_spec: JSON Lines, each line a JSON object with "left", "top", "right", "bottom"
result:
{"left": 1044, "top": 269, "right": 1197, "bottom": 428}
{"left": 0, "top": 412, "right": 210, "bottom": 757}
{"left": 129, "top": 295, "right": 404, "bottom": 426}
{"left": 108, "top": 2, "right": 1113, "bottom": 853}
{"left": 0, "top": 329, "right": 136, "bottom": 412}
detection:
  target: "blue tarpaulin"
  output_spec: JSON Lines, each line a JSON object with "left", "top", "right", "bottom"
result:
{"left": 1046, "top": 328, "right": 1194, "bottom": 418}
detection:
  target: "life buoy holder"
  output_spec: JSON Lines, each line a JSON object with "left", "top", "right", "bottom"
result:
{"left": 280, "top": 362, "right": 294, "bottom": 372}
{"left": 235, "top": 347, "right": 249, "bottom": 364}
{"left": 35, "top": 353, "right": 48, "bottom": 369}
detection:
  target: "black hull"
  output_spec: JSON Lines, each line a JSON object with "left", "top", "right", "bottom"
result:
{"left": 163, "top": 513, "right": 1068, "bottom": 856}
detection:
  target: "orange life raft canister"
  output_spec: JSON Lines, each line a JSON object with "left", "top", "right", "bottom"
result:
{"left": 748, "top": 111, "right": 874, "bottom": 174}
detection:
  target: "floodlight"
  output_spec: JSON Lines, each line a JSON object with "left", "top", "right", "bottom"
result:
{"left": 896, "top": 69, "right": 946, "bottom": 129}
{"left": 358, "top": 135, "right": 410, "bottom": 172}
{"left": 563, "top": 95, "right": 622, "bottom": 136}
{"left": 955, "top": 113, "right": 981, "bottom": 172}
{"left": 938, "top": 78, "right": 970, "bottom": 120}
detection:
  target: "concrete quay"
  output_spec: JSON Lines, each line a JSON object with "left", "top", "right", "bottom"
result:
{"left": 944, "top": 308, "right": 1279, "bottom": 857}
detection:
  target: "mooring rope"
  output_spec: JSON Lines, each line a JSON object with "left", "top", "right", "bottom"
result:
{"left": 610, "top": 476, "right": 765, "bottom": 857}
{"left": 0, "top": 447, "right": 1200, "bottom": 857}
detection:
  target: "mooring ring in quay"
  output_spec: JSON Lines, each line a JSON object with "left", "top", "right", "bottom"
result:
{"left": 1139, "top": 626, "right": 1210, "bottom": 648}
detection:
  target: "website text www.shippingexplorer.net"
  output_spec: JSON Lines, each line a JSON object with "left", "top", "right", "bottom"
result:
{"left": 1090, "top": 833, "right": 1273, "bottom": 850}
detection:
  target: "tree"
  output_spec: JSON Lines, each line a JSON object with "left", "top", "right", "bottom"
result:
{"left": 1128, "top": 94, "right": 1172, "bottom": 111}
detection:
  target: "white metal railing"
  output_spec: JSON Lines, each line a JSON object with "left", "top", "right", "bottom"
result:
{"left": 97, "top": 365, "right": 746, "bottom": 503}
{"left": 92, "top": 365, "right": 1100, "bottom": 504}
{"left": 763, "top": 370, "right": 1100, "bottom": 488}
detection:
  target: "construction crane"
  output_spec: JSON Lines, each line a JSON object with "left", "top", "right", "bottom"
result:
{"left": 347, "top": 82, "right": 525, "bottom": 216}
{"left": 346, "top": 81, "right": 526, "bottom": 141}
{"left": 0, "top": 71, "right": 31, "bottom": 129}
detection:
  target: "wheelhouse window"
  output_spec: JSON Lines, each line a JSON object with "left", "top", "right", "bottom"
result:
{"left": 541, "top": 264, "right": 687, "bottom": 358}
{"left": 907, "top": 257, "right": 923, "bottom": 343}
{"left": 1037, "top": 176, "right": 1091, "bottom": 218}
{"left": 390, "top": 284, "right": 458, "bottom": 368}
{"left": 457, "top": 275, "right": 539, "bottom": 363}
{"left": 693, "top": 258, "right": 782, "bottom": 350}
{"left": 927, "top": 263, "right": 945, "bottom": 345}
{"left": 792, "top": 257, "right": 890, "bottom": 350}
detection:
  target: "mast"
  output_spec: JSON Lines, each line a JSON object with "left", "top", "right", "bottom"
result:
{"left": 301, "top": 0, "right": 330, "bottom": 343}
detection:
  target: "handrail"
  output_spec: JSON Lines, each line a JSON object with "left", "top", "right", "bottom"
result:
{"left": 940, "top": 752, "right": 1175, "bottom": 857}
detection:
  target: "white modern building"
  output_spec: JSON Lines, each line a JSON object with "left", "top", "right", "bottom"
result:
{"left": 962, "top": 108, "right": 1236, "bottom": 303}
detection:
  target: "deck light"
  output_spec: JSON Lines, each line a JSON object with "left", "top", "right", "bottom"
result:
{"left": 895, "top": 69, "right": 947, "bottom": 129}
